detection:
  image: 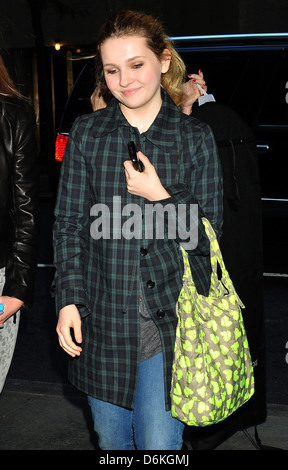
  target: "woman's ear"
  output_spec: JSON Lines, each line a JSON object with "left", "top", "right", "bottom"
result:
{"left": 161, "top": 48, "right": 172, "bottom": 73}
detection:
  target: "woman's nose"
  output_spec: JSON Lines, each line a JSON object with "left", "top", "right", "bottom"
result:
{"left": 119, "top": 70, "right": 133, "bottom": 87}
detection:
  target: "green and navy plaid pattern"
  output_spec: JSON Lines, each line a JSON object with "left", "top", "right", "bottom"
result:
{"left": 53, "top": 91, "right": 223, "bottom": 410}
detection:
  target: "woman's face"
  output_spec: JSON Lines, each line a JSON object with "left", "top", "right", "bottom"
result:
{"left": 100, "top": 35, "right": 170, "bottom": 113}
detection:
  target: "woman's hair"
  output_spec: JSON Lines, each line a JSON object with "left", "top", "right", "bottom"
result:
{"left": 0, "top": 55, "right": 24, "bottom": 99}
{"left": 95, "top": 10, "right": 186, "bottom": 106}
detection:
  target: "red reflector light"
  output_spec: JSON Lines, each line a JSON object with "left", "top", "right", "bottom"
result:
{"left": 55, "top": 133, "right": 69, "bottom": 161}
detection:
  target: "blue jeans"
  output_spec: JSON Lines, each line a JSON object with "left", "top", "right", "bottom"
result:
{"left": 88, "top": 352, "right": 184, "bottom": 450}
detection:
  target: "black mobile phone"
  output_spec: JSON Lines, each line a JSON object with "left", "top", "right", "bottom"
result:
{"left": 127, "top": 141, "right": 143, "bottom": 172}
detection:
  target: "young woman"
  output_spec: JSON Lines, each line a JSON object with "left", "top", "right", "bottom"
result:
{"left": 54, "top": 10, "right": 223, "bottom": 450}
{"left": 0, "top": 55, "right": 38, "bottom": 392}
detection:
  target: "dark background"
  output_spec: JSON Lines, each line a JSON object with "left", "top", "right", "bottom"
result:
{"left": 1, "top": 0, "right": 288, "bottom": 408}
{"left": 1, "top": 0, "right": 288, "bottom": 185}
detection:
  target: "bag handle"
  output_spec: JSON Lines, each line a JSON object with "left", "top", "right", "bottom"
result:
{"left": 180, "top": 217, "right": 225, "bottom": 277}
{"left": 202, "top": 217, "right": 228, "bottom": 278}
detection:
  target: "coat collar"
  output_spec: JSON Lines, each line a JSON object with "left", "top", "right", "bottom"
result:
{"left": 92, "top": 90, "right": 184, "bottom": 152}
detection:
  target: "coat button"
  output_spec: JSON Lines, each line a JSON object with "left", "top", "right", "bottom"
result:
{"left": 140, "top": 247, "right": 148, "bottom": 257}
{"left": 146, "top": 280, "right": 155, "bottom": 289}
{"left": 156, "top": 309, "right": 165, "bottom": 318}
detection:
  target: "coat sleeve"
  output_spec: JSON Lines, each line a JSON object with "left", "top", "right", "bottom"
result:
{"left": 3, "top": 102, "right": 39, "bottom": 307}
{"left": 158, "top": 120, "right": 223, "bottom": 296}
{"left": 161, "top": 120, "right": 223, "bottom": 255}
{"left": 53, "top": 118, "right": 91, "bottom": 317}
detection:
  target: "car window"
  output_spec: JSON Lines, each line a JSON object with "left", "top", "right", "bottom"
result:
{"left": 59, "top": 59, "right": 96, "bottom": 131}
{"left": 257, "top": 52, "right": 288, "bottom": 125}
{"left": 179, "top": 48, "right": 288, "bottom": 128}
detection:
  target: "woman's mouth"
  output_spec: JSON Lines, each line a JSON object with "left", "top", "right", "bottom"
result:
{"left": 122, "top": 88, "right": 140, "bottom": 96}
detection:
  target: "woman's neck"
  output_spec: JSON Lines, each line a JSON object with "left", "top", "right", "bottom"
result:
{"left": 120, "top": 97, "right": 162, "bottom": 133}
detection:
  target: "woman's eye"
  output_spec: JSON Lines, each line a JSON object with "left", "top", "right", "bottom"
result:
{"left": 106, "top": 69, "right": 117, "bottom": 75}
{"left": 133, "top": 63, "right": 143, "bottom": 69}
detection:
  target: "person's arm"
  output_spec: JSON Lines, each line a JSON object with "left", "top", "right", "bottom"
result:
{"left": 164, "top": 122, "right": 222, "bottom": 246}
{"left": 1, "top": 103, "right": 38, "bottom": 323}
{"left": 124, "top": 122, "right": 222, "bottom": 256}
{"left": 53, "top": 118, "right": 91, "bottom": 355}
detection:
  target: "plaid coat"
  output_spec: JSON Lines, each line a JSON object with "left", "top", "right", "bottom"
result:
{"left": 53, "top": 91, "right": 223, "bottom": 410}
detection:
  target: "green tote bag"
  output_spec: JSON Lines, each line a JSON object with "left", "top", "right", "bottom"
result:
{"left": 171, "top": 218, "right": 255, "bottom": 427}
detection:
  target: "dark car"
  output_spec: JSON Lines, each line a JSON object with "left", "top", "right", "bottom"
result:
{"left": 55, "top": 33, "right": 288, "bottom": 273}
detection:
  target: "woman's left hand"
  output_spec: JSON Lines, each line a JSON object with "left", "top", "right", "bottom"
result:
{"left": 90, "top": 85, "right": 111, "bottom": 111}
{"left": 0, "top": 296, "right": 23, "bottom": 326}
{"left": 124, "top": 152, "right": 170, "bottom": 201}
{"left": 181, "top": 69, "right": 207, "bottom": 115}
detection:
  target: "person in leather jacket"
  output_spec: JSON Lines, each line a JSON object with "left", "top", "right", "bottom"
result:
{"left": 0, "top": 55, "right": 39, "bottom": 392}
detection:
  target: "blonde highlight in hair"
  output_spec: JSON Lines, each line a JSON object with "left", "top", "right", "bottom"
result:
{"left": 95, "top": 10, "right": 186, "bottom": 107}
{"left": 161, "top": 41, "right": 186, "bottom": 106}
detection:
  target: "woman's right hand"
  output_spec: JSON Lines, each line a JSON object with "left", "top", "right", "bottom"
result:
{"left": 56, "top": 304, "right": 82, "bottom": 357}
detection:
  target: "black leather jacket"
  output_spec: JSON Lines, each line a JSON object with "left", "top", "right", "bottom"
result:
{"left": 0, "top": 95, "right": 39, "bottom": 307}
